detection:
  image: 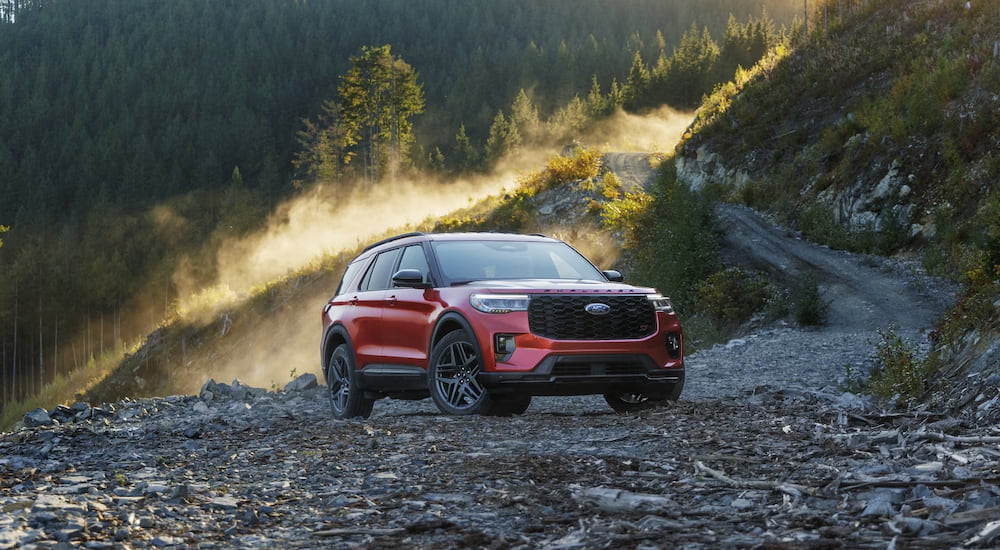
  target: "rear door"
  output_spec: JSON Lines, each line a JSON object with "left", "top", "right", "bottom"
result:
{"left": 350, "top": 247, "right": 402, "bottom": 366}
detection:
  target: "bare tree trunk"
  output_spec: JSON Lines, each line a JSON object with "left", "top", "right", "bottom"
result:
{"left": 53, "top": 318, "right": 58, "bottom": 382}
{"left": 38, "top": 296, "right": 43, "bottom": 393}
{"left": 12, "top": 284, "right": 17, "bottom": 402}
{"left": 2, "top": 335, "right": 6, "bottom": 406}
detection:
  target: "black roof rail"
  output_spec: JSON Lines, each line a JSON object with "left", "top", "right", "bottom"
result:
{"left": 362, "top": 232, "right": 425, "bottom": 252}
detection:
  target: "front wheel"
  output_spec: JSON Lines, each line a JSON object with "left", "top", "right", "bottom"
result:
{"left": 428, "top": 331, "right": 492, "bottom": 415}
{"left": 486, "top": 395, "right": 532, "bottom": 416}
{"left": 603, "top": 392, "right": 666, "bottom": 414}
{"left": 605, "top": 374, "right": 684, "bottom": 413}
{"left": 324, "top": 345, "right": 374, "bottom": 419}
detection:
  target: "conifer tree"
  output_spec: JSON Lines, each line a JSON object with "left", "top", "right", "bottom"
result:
{"left": 510, "top": 89, "right": 541, "bottom": 143}
{"left": 452, "top": 124, "right": 480, "bottom": 173}
{"left": 484, "top": 110, "right": 520, "bottom": 164}
{"left": 338, "top": 45, "right": 425, "bottom": 185}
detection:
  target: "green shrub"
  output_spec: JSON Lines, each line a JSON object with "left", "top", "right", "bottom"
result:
{"left": 868, "top": 326, "right": 929, "bottom": 402}
{"left": 793, "top": 272, "right": 828, "bottom": 326}
{"left": 696, "top": 267, "right": 772, "bottom": 329}
{"left": 624, "top": 160, "right": 721, "bottom": 312}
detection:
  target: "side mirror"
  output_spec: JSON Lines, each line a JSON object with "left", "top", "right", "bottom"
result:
{"left": 603, "top": 270, "right": 624, "bottom": 282}
{"left": 392, "top": 269, "right": 431, "bottom": 289}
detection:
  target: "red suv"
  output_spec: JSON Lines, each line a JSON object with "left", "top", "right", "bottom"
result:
{"left": 320, "top": 232, "right": 684, "bottom": 418}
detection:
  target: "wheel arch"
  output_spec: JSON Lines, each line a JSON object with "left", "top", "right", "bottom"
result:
{"left": 321, "top": 324, "right": 352, "bottom": 370}
{"left": 430, "top": 311, "right": 478, "bottom": 351}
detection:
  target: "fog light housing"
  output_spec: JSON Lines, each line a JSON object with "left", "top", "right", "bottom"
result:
{"left": 665, "top": 331, "right": 681, "bottom": 359}
{"left": 494, "top": 334, "right": 516, "bottom": 361}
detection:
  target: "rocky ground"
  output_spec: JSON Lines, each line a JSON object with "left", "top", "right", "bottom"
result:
{"left": 4, "top": 155, "right": 1000, "bottom": 549}
{"left": 3, "top": 375, "right": 1000, "bottom": 550}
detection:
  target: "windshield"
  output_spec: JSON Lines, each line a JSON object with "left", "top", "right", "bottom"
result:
{"left": 432, "top": 240, "right": 605, "bottom": 283}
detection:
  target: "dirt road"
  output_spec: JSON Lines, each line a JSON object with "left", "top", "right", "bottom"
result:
{"left": 605, "top": 152, "right": 955, "bottom": 398}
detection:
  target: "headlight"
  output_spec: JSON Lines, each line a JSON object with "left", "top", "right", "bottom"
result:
{"left": 470, "top": 294, "right": 530, "bottom": 314}
{"left": 647, "top": 294, "right": 675, "bottom": 314}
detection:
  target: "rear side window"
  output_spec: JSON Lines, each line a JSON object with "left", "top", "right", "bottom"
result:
{"left": 336, "top": 260, "right": 367, "bottom": 295}
{"left": 360, "top": 248, "right": 403, "bottom": 291}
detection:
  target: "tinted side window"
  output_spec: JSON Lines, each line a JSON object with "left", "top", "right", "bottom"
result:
{"left": 396, "top": 245, "right": 430, "bottom": 284}
{"left": 361, "top": 248, "right": 402, "bottom": 291}
{"left": 336, "top": 260, "right": 367, "bottom": 295}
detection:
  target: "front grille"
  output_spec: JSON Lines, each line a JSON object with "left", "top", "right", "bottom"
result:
{"left": 528, "top": 295, "right": 656, "bottom": 340}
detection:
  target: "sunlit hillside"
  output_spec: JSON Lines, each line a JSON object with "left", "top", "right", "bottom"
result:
{"left": 674, "top": 0, "right": 1000, "bottom": 406}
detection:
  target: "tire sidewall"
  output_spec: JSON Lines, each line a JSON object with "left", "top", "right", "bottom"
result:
{"left": 428, "top": 330, "right": 492, "bottom": 415}
{"left": 326, "top": 344, "right": 374, "bottom": 419}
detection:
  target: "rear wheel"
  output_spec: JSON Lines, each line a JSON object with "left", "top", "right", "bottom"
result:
{"left": 428, "top": 331, "right": 492, "bottom": 415}
{"left": 324, "top": 345, "right": 374, "bottom": 419}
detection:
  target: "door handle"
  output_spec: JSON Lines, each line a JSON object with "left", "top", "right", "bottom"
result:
{"left": 350, "top": 296, "right": 359, "bottom": 305}
{"left": 388, "top": 295, "right": 398, "bottom": 306}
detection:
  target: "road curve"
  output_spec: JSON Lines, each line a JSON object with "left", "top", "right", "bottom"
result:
{"left": 604, "top": 152, "right": 956, "bottom": 396}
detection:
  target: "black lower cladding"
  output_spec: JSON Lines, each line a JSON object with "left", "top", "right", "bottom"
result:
{"left": 478, "top": 354, "right": 684, "bottom": 397}
{"left": 360, "top": 365, "right": 427, "bottom": 391}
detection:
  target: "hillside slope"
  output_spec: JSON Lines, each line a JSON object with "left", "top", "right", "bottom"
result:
{"left": 674, "top": 0, "right": 1000, "bottom": 408}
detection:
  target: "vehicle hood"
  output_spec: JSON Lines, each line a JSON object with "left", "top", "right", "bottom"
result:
{"left": 459, "top": 279, "right": 656, "bottom": 294}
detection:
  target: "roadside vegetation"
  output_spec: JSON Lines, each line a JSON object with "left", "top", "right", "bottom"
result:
{"left": 681, "top": 0, "right": 1000, "bottom": 404}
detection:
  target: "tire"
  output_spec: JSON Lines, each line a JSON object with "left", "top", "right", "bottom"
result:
{"left": 605, "top": 374, "right": 684, "bottom": 413}
{"left": 324, "top": 344, "right": 374, "bottom": 419}
{"left": 428, "top": 330, "right": 492, "bottom": 415}
{"left": 486, "top": 395, "right": 532, "bottom": 416}
{"left": 664, "top": 374, "right": 684, "bottom": 401}
{"left": 603, "top": 392, "right": 666, "bottom": 414}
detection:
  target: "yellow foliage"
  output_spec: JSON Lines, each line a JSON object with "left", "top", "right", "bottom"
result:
{"left": 519, "top": 146, "right": 603, "bottom": 193}
{"left": 600, "top": 172, "right": 622, "bottom": 200}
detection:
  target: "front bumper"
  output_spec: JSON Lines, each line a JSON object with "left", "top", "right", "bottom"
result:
{"left": 478, "top": 353, "right": 684, "bottom": 397}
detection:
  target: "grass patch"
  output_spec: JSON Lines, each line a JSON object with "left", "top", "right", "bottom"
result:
{"left": 867, "top": 326, "right": 929, "bottom": 403}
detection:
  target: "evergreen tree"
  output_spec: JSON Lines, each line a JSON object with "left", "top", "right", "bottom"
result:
{"left": 663, "top": 23, "right": 720, "bottom": 108}
{"left": 338, "top": 45, "right": 425, "bottom": 185}
{"left": 451, "top": 123, "right": 480, "bottom": 173}
{"left": 484, "top": 110, "right": 520, "bottom": 164}
{"left": 585, "top": 75, "right": 608, "bottom": 117}
{"left": 624, "top": 51, "right": 651, "bottom": 109}
{"left": 510, "top": 89, "right": 541, "bottom": 144}
{"left": 293, "top": 100, "right": 353, "bottom": 188}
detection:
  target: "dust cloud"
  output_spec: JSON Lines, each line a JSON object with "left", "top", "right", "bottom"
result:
{"left": 170, "top": 107, "right": 694, "bottom": 390}
{"left": 578, "top": 106, "right": 693, "bottom": 154}
{"left": 170, "top": 156, "right": 556, "bottom": 390}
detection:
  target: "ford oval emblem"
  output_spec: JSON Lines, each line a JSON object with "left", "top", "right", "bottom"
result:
{"left": 585, "top": 302, "right": 612, "bottom": 316}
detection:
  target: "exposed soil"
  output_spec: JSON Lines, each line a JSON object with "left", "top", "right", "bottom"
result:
{"left": 4, "top": 155, "right": 1000, "bottom": 550}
